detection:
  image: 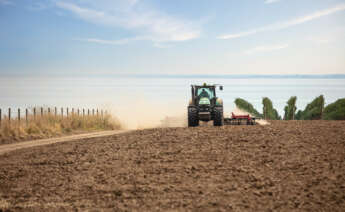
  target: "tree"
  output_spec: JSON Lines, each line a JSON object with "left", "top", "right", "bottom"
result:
{"left": 262, "top": 97, "right": 280, "bottom": 120}
{"left": 298, "top": 95, "right": 325, "bottom": 120}
{"left": 274, "top": 109, "right": 282, "bottom": 120}
{"left": 295, "top": 110, "right": 303, "bottom": 120}
{"left": 284, "top": 96, "right": 297, "bottom": 120}
{"left": 283, "top": 106, "right": 288, "bottom": 120}
{"left": 323, "top": 98, "right": 345, "bottom": 120}
{"left": 234, "top": 98, "right": 262, "bottom": 118}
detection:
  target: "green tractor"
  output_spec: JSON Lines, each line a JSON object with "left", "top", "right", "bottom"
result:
{"left": 188, "top": 83, "right": 224, "bottom": 127}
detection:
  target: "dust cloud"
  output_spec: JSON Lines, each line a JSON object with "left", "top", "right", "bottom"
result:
{"left": 230, "top": 107, "right": 270, "bottom": 126}
{"left": 104, "top": 97, "right": 187, "bottom": 130}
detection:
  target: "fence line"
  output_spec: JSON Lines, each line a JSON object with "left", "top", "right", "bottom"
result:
{"left": 0, "top": 107, "right": 107, "bottom": 127}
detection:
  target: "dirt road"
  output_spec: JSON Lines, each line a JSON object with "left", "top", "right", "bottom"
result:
{"left": 0, "top": 121, "right": 344, "bottom": 211}
{"left": 0, "top": 130, "right": 129, "bottom": 156}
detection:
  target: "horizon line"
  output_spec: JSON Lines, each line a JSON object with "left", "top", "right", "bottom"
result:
{"left": 1, "top": 73, "right": 345, "bottom": 79}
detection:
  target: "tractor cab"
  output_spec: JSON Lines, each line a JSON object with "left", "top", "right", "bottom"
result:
{"left": 191, "top": 83, "right": 222, "bottom": 106}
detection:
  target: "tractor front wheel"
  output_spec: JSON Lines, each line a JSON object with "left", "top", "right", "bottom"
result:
{"left": 188, "top": 108, "right": 199, "bottom": 127}
{"left": 213, "top": 107, "right": 224, "bottom": 126}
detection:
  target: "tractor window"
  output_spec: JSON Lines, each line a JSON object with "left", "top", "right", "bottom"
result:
{"left": 197, "top": 88, "right": 214, "bottom": 99}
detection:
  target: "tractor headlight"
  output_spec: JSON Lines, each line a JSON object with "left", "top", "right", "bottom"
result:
{"left": 216, "top": 98, "right": 223, "bottom": 106}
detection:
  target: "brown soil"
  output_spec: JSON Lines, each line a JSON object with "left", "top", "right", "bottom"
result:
{"left": 0, "top": 121, "right": 344, "bottom": 211}
{"left": 0, "top": 130, "right": 129, "bottom": 156}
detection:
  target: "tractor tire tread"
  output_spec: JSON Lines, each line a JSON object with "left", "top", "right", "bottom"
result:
{"left": 188, "top": 109, "right": 199, "bottom": 127}
{"left": 213, "top": 108, "right": 224, "bottom": 126}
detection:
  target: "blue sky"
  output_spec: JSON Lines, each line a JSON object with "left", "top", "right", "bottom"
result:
{"left": 1, "top": 0, "right": 345, "bottom": 76}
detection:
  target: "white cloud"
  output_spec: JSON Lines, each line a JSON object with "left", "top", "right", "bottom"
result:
{"left": 264, "top": 0, "right": 281, "bottom": 4}
{"left": 76, "top": 37, "right": 144, "bottom": 45}
{"left": 244, "top": 44, "right": 289, "bottom": 55}
{"left": 218, "top": 3, "right": 345, "bottom": 39}
{"left": 77, "top": 37, "right": 175, "bottom": 48}
{"left": 0, "top": 0, "right": 14, "bottom": 6}
{"left": 77, "top": 38, "right": 131, "bottom": 45}
{"left": 56, "top": 1, "right": 200, "bottom": 44}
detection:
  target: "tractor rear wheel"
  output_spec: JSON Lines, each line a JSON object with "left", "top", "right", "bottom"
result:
{"left": 213, "top": 107, "right": 224, "bottom": 126}
{"left": 188, "top": 109, "right": 199, "bottom": 127}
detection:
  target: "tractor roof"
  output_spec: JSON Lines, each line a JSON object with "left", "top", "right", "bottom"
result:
{"left": 191, "top": 83, "right": 221, "bottom": 87}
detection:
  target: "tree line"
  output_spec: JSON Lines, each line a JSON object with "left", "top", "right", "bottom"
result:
{"left": 234, "top": 96, "right": 345, "bottom": 120}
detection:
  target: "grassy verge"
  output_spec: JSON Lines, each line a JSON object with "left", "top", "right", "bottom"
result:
{"left": 0, "top": 114, "right": 122, "bottom": 145}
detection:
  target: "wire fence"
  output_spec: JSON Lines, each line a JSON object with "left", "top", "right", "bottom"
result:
{"left": 0, "top": 107, "right": 108, "bottom": 127}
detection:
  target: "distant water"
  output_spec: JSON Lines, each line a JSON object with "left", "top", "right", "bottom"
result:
{"left": 1, "top": 76, "right": 344, "bottom": 127}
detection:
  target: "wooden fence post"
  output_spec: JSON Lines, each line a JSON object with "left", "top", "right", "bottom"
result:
{"left": 0, "top": 108, "right": 2, "bottom": 127}
{"left": 26, "top": 108, "right": 28, "bottom": 126}
{"left": 101, "top": 110, "right": 103, "bottom": 119}
{"left": 83, "top": 109, "right": 85, "bottom": 117}
{"left": 92, "top": 109, "right": 94, "bottom": 116}
{"left": 17, "top": 108, "right": 20, "bottom": 134}
{"left": 67, "top": 108, "right": 69, "bottom": 117}
{"left": 88, "top": 109, "right": 90, "bottom": 116}
{"left": 8, "top": 108, "right": 11, "bottom": 122}
{"left": 97, "top": 109, "right": 99, "bottom": 117}
{"left": 77, "top": 109, "right": 80, "bottom": 116}
{"left": 61, "top": 107, "right": 63, "bottom": 118}
{"left": 48, "top": 108, "right": 51, "bottom": 115}
{"left": 41, "top": 107, "right": 43, "bottom": 117}
{"left": 34, "top": 108, "right": 36, "bottom": 120}
{"left": 103, "top": 110, "right": 106, "bottom": 127}
{"left": 18, "top": 108, "right": 20, "bottom": 123}
{"left": 72, "top": 108, "right": 74, "bottom": 116}
{"left": 55, "top": 107, "right": 57, "bottom": 117}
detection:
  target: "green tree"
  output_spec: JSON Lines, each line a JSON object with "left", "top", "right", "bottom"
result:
{"left": 284, "top": 96, "right": 297, "bottom": 120}
{"left": 274, "top": 109, "right": 282, "bottom": 120}
{"left": 262, "top": 97, "right": 280, "bottom": 120}
{"left": 234, "top": 98, "right": 262, "bottom": 118}
{"left": 323, "top": 98, "right": 345, "bottom": 120}
{"left": 283, "top": 106, "right": 288, "bottom": 120}
{"left": 295, "top": 110, "right": 303, "bottom": 120}
{"left": 298, "top": 95, "right": 325, "bottom": 120}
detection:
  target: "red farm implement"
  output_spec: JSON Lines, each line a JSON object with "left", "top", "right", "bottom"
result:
{"left": 224, "top": 112, "right": 256, "bottom": 125}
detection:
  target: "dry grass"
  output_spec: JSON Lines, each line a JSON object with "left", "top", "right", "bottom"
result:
{"left": 0, "top": 114, "right": 122, "bottom": 144}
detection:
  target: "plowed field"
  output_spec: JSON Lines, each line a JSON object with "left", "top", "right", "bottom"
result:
{"left": 0, "top": 121, "right": 344, "bottom": 211}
